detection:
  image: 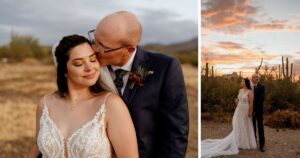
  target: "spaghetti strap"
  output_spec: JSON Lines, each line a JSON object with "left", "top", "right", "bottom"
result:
{"left": 43, "top": 95, "right": 47, "bottom": 106}
{"left": 103, "top": 92, "right": 112, "bottom": 105}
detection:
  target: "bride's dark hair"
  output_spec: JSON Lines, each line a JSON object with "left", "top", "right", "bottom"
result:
{"left": 55, "top": 34, "right": 103, "bottom": 97}
{"left": 244, "top": 78, "right": 252, "bottom": 90}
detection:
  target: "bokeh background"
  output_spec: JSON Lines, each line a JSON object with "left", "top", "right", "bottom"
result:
{"left": 0, "top": 0, "right": 198, "bottom": 157}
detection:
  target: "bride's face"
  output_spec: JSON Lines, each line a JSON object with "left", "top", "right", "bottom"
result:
{"left": 66, "top": 43, "right": 100, "bottom": 88}
{"left": 240, "top": 80, "right": 245, "bottom": 88}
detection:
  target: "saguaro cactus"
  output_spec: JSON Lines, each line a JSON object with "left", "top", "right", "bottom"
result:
{"left": 278, "top": 64, "right": 282, "bottom": 80}
{"left": 205, "top": 63, "right": 209, "bottom": 79}
{"left": 281, "top": 56, "right": 293, "bottom": 80}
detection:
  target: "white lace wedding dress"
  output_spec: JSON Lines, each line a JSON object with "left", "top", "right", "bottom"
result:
{"left": 201, "top": 89, "right": 257, "bottom": 158}
{"left": 37, "top": 93, "right": 112, "bottom": 158}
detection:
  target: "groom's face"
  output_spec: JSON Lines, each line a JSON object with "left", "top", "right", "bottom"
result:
{"left": 252, "top": 75, "right": 259, "bottom": 84}
{"left": 93, "top": 34, "right": 132, "bottom": 67}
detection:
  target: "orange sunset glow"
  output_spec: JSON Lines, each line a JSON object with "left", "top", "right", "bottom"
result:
{"left": 201, "top": 0, "right": 300, "bottom": 78}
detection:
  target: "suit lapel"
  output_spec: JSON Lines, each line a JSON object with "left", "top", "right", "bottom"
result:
{"left": 122, "top": 46, "right": 149, "bottom": 106}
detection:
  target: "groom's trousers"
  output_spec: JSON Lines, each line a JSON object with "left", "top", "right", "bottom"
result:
{"left": 252, "top": 113, "right": 265, "bottom": 146}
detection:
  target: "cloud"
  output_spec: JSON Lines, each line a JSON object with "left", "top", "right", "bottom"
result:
{"left": 203, "top": 51, "right": 276, "bottom": 65}
{"left": 201, "top": 43, "right": 277, "bottom": 65}
{"left": 138, "top": 9, "right": 197, "bottom": 44}
{"left": 217, "top": 41, "right": 244, "bottom": 50}
{"left": 201, "top": 0, "right": 257, "bottom": 34}
{"left": 253, "top": 20, "right": 287, "bottom": 31}
{"left": 202, "top": 0, "right": 300, "bottom": 34}
{"left": 0, "top": 0, "right": 197, "bottom": 45}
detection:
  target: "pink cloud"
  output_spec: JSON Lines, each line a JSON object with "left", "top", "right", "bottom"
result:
{"left": 217, "top": 41, "right": 244, "bottom": 50}
{"left": 202, "top": 48, "right": 277, "bottom": 65}
{"left": 202, "top": 0, "right": 300, "bottom": 34}
{"left": 202, "top": 0, "right": 257, "bottom": 34}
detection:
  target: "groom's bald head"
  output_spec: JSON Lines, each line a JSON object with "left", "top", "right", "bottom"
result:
{"left": 95, "top": 11, "right": 142, "bottom": 46}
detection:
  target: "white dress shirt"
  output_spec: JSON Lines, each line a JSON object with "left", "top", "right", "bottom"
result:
{"left": 250, "top": 80, "right": 257, "bottom": 91}
{"left": 110, "top": 48, "right": 137, "bottom": 95}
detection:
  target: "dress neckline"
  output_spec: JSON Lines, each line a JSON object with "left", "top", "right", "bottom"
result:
{"left": 43, "top": 103, "right": 105, "bottom": 144}
{"left": 41, "top": 92, "right": 111, "bottom": 149}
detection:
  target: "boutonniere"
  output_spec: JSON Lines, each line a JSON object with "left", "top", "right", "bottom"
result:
{"left": 129, "top": 66, "right": 154, "bottom": 89}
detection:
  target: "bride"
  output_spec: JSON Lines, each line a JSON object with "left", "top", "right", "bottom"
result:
{"left": 201, "top": 78, "right": 257, "bottom": 158}
{"left": 27, "top": 34, "right": 138, "bottom": 158}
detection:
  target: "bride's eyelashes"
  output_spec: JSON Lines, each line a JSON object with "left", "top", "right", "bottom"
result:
{"left": 73, "top": 58, "right": 98, "bottom": 67}
{"left": 73, "top": 62, "right": 82, "bottom": 67}
{"left": 90, "top": 55, "right": 97, "bottom": 62}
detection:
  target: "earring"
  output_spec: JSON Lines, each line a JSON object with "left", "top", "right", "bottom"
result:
{"left": 64, "top": 74, "right": 68, "bottom": 78}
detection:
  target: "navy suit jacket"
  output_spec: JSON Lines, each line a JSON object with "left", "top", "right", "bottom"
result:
{"left": 122, "top": 46, "right": 189, "bottom": 158}
{"left": 253, "top": 83, "right": 265, "bottom": 115}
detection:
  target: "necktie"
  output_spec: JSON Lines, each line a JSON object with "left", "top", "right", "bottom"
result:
{"left": 114, "top": 69, "right": 127, "bottom": 95}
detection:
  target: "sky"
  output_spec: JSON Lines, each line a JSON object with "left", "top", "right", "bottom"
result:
{"left": 202, "top": 0, "right": 300, "bottom": 78}
{"left": 0, "top": 0, "right": 197, "bottom": 46}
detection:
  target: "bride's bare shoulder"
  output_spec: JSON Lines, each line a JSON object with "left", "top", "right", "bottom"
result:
{"left": 103, "top": 92, "right": 127, "bottom": 112}
{"left": 247, "top": 90, "right": 253, "bottom": 94}
{"left": 37, "top": 92, "right": 59, "bottom": 112}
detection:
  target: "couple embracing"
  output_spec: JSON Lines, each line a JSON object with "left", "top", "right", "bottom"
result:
{"left": 201, "top": 74, "right": 265, "bottom": 158}
{"left": 28, "top": 11, "right": 189, "bottom": 158}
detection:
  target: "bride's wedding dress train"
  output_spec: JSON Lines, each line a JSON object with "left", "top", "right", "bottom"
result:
{"left": 201, "top": 90, "right": 257, "bottom": 158}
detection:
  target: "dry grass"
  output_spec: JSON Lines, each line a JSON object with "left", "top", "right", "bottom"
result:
{"left": 265, "top": 110, "right": 300, "bottom": 129}
{"left": 0, "top": 61, "right": 198, "bottom": 158}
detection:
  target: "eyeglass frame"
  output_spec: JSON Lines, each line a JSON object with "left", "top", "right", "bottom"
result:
{"left": 88, "top": 29, "right": 129, "bottom": 54}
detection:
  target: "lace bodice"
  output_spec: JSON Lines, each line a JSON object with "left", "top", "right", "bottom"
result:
{"left": 37, "top": 93, "right": 112, "bottom": 158}
{"left": 238, "top": 89, "right": 249, "bottom": 105}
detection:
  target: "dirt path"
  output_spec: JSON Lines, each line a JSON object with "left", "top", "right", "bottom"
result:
{"left": 201, "top": 120, "right": 300, "bottom": 158}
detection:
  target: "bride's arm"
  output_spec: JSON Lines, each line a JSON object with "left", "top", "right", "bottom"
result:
{"left": 248, "top": 91, "right": 254, "bottom": 117}
{"left": 235, "top": 90, "right": 240, "bottom": 106}
{"left": 27, "top": 98, "right": 43, "bottom": 158}
{"left": 106, "top": 94, "right": 139, "bottom": 158}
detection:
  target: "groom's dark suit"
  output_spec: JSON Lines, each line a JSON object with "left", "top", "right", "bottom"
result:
{"left": 120, "top": 46, "right": 189, "bottom": 158}
{"left": 252, "top": 82, "right": 265, "bottom": 147}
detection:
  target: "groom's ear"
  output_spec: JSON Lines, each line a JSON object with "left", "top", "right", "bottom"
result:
{"left": 127, "top": 45, "right": 135, "bottom": 54}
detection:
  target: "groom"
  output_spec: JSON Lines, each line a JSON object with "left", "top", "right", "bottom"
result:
{"left": 251, "top": 74, "right": 265, "bottom": 152}
{"left": 93, "top": 11, "right": 189, "bottom": 158}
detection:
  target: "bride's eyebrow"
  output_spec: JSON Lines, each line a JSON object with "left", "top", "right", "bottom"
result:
{"left": 72, "top": 54, "right": 96, "bottom": 61}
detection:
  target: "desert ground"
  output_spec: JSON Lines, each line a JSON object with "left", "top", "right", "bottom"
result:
{"left": 201, "top": 120, "right": 300, "bottom": 158}
{"left": 0, "top": 60, "right": 198, "bottom": 158}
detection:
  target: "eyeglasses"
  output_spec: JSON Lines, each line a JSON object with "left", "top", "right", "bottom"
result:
{"left": 88, "top": 29, "right": 128, "bottom": 53}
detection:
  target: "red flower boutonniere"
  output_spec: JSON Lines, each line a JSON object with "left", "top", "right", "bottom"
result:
{"left": 129, "top": 66, "right": 154, "bottom": 89}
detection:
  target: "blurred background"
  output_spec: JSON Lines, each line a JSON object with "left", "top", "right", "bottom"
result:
{"left": 0, "top": 0, "right": 198, "bottom": 157}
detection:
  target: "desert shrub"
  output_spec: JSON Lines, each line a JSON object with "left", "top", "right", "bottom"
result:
{"left": 202, "top": 75, "right": 300, "bottom": 114}
{"left": 265, "top": 79, "right": 300, "bottom": 112}
{"left": 0, "top": 33, "right": 47, "bottom": 61}
{"left": 0, "top": 46, "right": 10, "bottom": 58}
{"left": 201, "top": 76, "right": 241, "bottom": 113}
{"left": 265, "top": 110, "right": 300, "bottom": 129}
{"left": 173, "top": 52, "right": 198, "bottom": 66}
